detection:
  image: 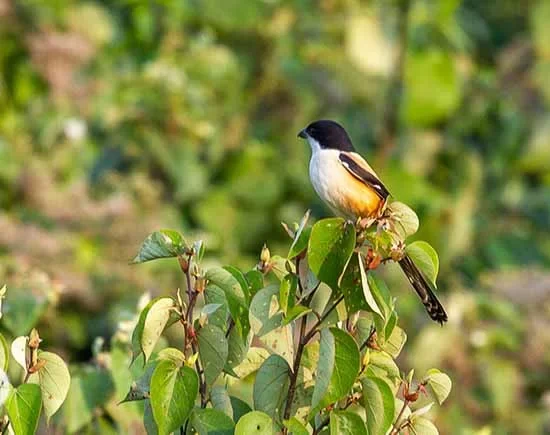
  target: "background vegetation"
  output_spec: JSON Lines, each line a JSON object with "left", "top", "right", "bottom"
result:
{"left": 1, "top": 0, "right": 550, "bottom": 433}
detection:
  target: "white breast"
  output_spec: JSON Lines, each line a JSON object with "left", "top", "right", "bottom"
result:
{"left": 309, "top": 148, "right": 347, "bottom": 217}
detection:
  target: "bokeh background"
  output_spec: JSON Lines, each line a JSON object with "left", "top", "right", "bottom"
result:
{"left": 1, "top": 0, "right": 550, "bottom": 433}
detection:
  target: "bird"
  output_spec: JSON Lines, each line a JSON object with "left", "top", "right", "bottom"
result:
{"left": 298, "top": 119, "right": 448, "bottom": 324}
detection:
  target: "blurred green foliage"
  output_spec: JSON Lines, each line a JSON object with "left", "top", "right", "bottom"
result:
{"left": 1, "top": 0, "right": 550, "bottom": 433}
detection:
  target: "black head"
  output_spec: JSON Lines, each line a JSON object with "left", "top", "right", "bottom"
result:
{"left": 297, "top": 120, "right": 355, "bottom": 152}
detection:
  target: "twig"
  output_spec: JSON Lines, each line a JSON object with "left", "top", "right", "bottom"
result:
{"left": 302, "top": 294, "right": 345, "bottom": 343}
{"left": 359, "top": 325, "right": 377, "bottom": 351}
{"left": 390, "top": 399, "right": 410, "bottom": 435}
{"left": 312, "top": 416, "right": 330, "bottom": 435}
{"left": 282, "top": 310, "right": 308, "bottom": 423}
{"left": 182, "top": 255, "right": 208, "bottom": 408}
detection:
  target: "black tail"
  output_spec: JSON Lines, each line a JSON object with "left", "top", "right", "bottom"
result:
{"left": 398, "top": 254, "right": 448, "bottom": 324}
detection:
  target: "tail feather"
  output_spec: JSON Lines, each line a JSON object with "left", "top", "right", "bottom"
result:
{"left": 398, "top": 254, "right": 448, "bottom": 324}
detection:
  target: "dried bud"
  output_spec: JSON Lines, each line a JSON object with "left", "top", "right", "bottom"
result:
{"left": 195, "top": 277, "right": 206, "bottom": 293}
{"left": 260, "top": 244, "right": 271, "bottom": 264}
{"left": 405, "top": 390, "right": 420, "bottom": 402}
{"left": 28, "top": 329, "right": 41, "bottom": 350}
{"left": 28, "top": 358, "right": 47, "bottom": 374}
{"left": 178, "top": 256, "right": 189, "bottom": 273}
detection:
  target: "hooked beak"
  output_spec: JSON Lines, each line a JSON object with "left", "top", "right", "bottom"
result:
{"left": 297, "top": 129, "right": 307, "bottom": 139}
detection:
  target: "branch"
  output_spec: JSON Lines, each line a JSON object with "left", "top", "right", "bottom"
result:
{"left": 390, "top": 399, "right": 410, "bottom": 435}
{"left": 282, "top": 309, "right": 308, "bottom": 423}
{"left": 182, "top": 255, "right": 208, "bottom": 408}
{"left": 359, "top": 325, "right": 377, "bottom": 351}
{"left": 302, "top": 294, "right": 345, "bottom": 344}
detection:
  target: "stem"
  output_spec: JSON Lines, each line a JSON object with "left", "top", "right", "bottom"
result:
{"left": 359, "top": 326, "right": 377, "bottom": 352}
{"left": 182, "top": 255, "right": 208, "bottom": 408}
{"left": 283, "top": 310, "right": 308, "bottom": 422}
{"left": 312, "top": 417, "right": 330, "bottom": 435}
{"left": 302, "top": 294, "right": 345, "bottom": 344}
{"left": 390, "top": 399, "right": 410, "bottom": 435}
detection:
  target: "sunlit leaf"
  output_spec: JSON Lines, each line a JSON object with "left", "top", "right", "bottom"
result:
{"left": 150, "top": 360, "right": 198, "bottom": 435}
{"left": 11, "top": 336, "right": 28, "bottom": 373}
{"left": 406, "top": 241, "right": 439, "bottom": 287}
{"left": 28, "top": 351, "right": 71, "bottom": 421}
{"left": 0, "top": 333, "right": 9, "bottom": 372}
{"left": 283, "top": 417, "right": 309, "bottom": 435}
{"left": 232, "top": 347, "right": 271, "bottom": 378}
{"left": 235, "top": 411, "right": 275, "bottom": 435}
{"left": 423, "top": 369, "right": 452, "bottom": 405}
{"left": 287, "top": 210, "right": 311, "bottom": 259}
{"left": 389, "top": 201, "right": 419, "bottom": 240}
{"left": 132, "top": 297, "right": 178, "bottom": 363}
{"left": 279, "top": 274, "right": 297, "bottom": 314}
{"left": 358, "top": 254, "right": 383, "bottom": 317}
{"left": 132, "top": 229, "right": 187, "bottom": 263}
{"left": 410, "top": 416, "right": 439, "bottom": 435}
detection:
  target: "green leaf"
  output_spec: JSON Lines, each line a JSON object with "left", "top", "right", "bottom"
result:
{"left": 388, "top": 201, "right": 419, "bottom": 240}
{"left": 150, "top": 360, "right": 198, "bottom": 435}
{"left": 358, "top": 254, "right": 383, "bottom": 317}
{"left": 279, "top": 274, "right": 297, "bottom": 314}
{"left": 249, "top": 286, "right": 294, "bottom": 365}
{"left": 368, "top": 351, "right": 400, "bottom": 381}
{"left": 312, "top": 328, "right": 360, "bottom": 411}
{"left": 230, "top": 396, "right": 253, "bottom": 422}
{"left": 361, "top": 376, "right": 395, "bottom": 435}
{"left": 406, "top": 241, "right": 439, "bottom": 287}
{"left": 6, "top": 384, "right": 41, "bottom": 435}
{"left": 288, "top": 210, "right": 311, "bottom": 259}
{"left": 340, "top": 253, "right": 369, "bottom": 314}
{"left": 191, "top": 408, "right": 235, "bottom": 435}
{"left": 224, "top": 265, "right": 251, "bottom": 305}
{"left": 28, "top": 351, "right": 70, "bottom": 421}
{"left": 132, "top": 297, "right": 178, "bottom": 363}
{"left": 132, "top": 229, "right": 187, "bottom": 263}
{"left": 410, "top": 416, "right": 439, "bottom": 435}
{"left": 249, "top": 285, "right": 284, "bottom": 336}
{"left": 225, "top": 324, "right": 251, "bottom": 375}
{"left": 282, "top": 305, "right": 311, "bottom": 326}
{"left": 423, "top": 369, "right": 452, "bottom": 405}
{"left": 382, "top": 326, "right": 407, "bottom": 358}
{"left": 283, "top": 417, "right": 309, "bottom": 435}
{"left": 330, "top": 411, "right": 367, "bottom": 435}
{"left": 198, "top": 324, "right": 228, "bottom": 385}
{"left": 245, "top": 270, "right": 264, "bottom": 300}
{"left": 253, "top": 355, "right": 290, "bottom": 419}
{"left": 0, "top": 333, "right": 9, "bottom": 372}
{"left": 232, "top": 347, "right": 271, "bottom": 378}
{"left": 144, "top": 400, "right": 158, "bottom": 435}
{"left": 307, "top": 218, "right": 356, "bottom": 290}
{"left": 204, "top": 286, "right": 230, "bottom": 331}
{"left": 211, "top": 386, "right": 233, "bottom": 418}
{"left": 235, "top": 411, "right": 275, "bottom": 435}
{"left": 206, "top": 267, "right": 250, "bottom": 338}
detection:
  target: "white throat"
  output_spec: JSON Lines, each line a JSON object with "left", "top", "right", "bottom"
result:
{"left": 306, "top": 135, "right": 322, "bottom": 155}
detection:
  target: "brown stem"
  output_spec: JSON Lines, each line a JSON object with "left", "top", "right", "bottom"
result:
{"left": 302, "top": 294, "right": 345, "bottom": 344}
{"left": 390, "top": 399, "right": 410, "bottom": 435}
{"left": 182, "top": 255, "right": 208, "bottom": 408}
{"left": 359, "top": 325, "right": 377, "bottom": 351}
{"left": 283, "top": 309, "right": 308, "bottom": 424}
